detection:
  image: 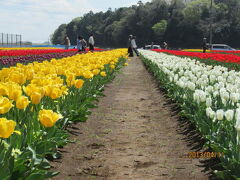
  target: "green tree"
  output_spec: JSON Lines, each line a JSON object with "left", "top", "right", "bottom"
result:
{"left": 152, "top": 20, "right": 167, "bottom": 38}
{"left": 51, "top": 24, "right": 67, "bottom": 44}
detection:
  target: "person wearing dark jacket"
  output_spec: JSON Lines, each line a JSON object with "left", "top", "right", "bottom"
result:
{"left": 202, "top": 37, "right": 207, "bottom": 53}
{"left": 128, "top": 35, "right": 134, "bottom": 57}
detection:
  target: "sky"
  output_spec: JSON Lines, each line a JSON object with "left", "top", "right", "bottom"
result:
{"left": 0, "top": 0, "right": 151, "bottom": 43}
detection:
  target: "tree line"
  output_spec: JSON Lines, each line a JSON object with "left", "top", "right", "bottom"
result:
{"left": 51, "top": 0, "right": 240, "bottom": 48}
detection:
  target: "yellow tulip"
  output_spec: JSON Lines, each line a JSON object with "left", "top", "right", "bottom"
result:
{"left": 100, "top": 71, "right": 107, "bottom": 77}
{"left": 66, "top": 73, "right": 75, "bottom": 82}
{"left": 110, "top": 65, "right": 115, "bottom": 69}
{"left": 61, "top": 86, "right": 68, "bottom": 95}
{"left": 75, "top": 79, "right": 84, "bottom": 89}
{"left": 0, "top": 118, "right": 17, "bottom": 138}
{"left": 124, "top": 63, "right": 128, "bottom": 66}
{"left": 26, "top": 69, "right": 34, "bottom": 80}
{"left": 83, "top": 71, "right": 94, "bottom": 79}
{"left": 8, "top": 72, "right": 26, "bottom": 85}
{"left": 39, "top": 109, "right": 63, "bottom": 127}
{"left": 0, "top": 84, "right": 8, "bottom": 96}
{"left": 44, "top": 86, "right": 52, "bottom": 97}
{"left": 49, "top": 88, "right": 62, "bottom": 99}
{"left": 30, "top": 92, "right": 42, "bottom": 105}
{"left": 24, "top": 85, "right": 45, "bottom": 97}
{"left": 92, "top": 69, "right": 100, "bottom": 75}
{"left": 0, "top": 96, "right": 13, "bottom": 114}
{"left": 7, "top": 88, "right": 22, "bottom": 101}
{"left": 16, "top": 96, "right": 30, "bottom": 110}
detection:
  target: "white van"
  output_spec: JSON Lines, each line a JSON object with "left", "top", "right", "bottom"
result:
{"left": 210, "top": 44, "right": 236, "bottom": 51}
{"left": 144, "top": 45, "right": 161, "bottom": 49}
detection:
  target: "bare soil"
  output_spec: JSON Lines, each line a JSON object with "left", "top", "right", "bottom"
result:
{"left": 51, "top": 57, "right": 214, "bottom": 180}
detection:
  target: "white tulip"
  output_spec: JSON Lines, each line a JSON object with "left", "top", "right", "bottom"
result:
{"left": 221, "top": 91, "right": 229, "bottom": 101}
{"left": 219, "top": 82, "right": 225, "bottom": 88}
{"left": 174, "top": 74, "right": 179, "bottom": 82}
{"left": 177, "top": 81, "right": 185, "bottom": 88}
{"left": 209, "top": 110, "right": 216, "bottom": 120}
{"left": 193, "top": 91, "right": 201, "bottom": 103}
{"left": 222, "top": 99, "right": 227, "bottom": 106}
{"left": 218, "top": 76, "right": 224, "bottom": 82}
{"left": 206, "top": 107, "right": 212, "bottom": 117}
{"left": 230, "top": 93, "right": 239, "bottom": 103}
{"left": 225, "top": 110, "right": 234, "bottom": 121}
{"left": 213, "top": 91, "right": 219, "bottom": 98}
{"left": 206, "top": 107, "right": 215, "bottom": 120}
{"left": 205, "top": 86, "right": 213, "bottom": 93}
{"left": 216, "top": 109, "right": 224, "bottom": 120}
{"left": 199, "top": 91, "right": 207, "bottom": 102}
{"left": 207, "top": 65, "right": 213, "bottom": 70}
{"left": 222, "top": 72, "right": 229, "bottom": 78}
{"left": 206, "top": 97, "right": 212, "bottom": 107}
{"left": 188, "top": 82, "right": 195, "bottom": 91}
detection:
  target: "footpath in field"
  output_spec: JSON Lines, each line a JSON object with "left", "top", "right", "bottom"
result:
{"left": 51, "top": 57, "right": 210, "bottom": 180}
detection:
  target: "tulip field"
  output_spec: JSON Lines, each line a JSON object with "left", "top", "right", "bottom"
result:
{"left": 0, "top": 47, "right": 128, "bottom": 179}
{"left": 2, "top": 45, "right": 240, "bottom": 179}
{"left": 0, "top": 47, "right": 104, "bottom": 68}
{"left": 140, "top": 49, "right": 240, "bottom": 179}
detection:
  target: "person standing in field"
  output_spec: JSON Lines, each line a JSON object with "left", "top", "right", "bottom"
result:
{"left": 88, "top": 34, "right": 94, "bottom": 51}
{"left": 64, "top": 36, "right": 70, "bottom": 50}
{"left": 77, "top": 36, "right": 87, "bottom": 52}
{"left": 163, "top": 41, "right": 168, "bottom": 49}
{"left": 128, "top": 35, "right": 134, "bottom": 57}
{"left": 131, "top": 36, "right": 139, "bottom": 56}
{"left": 202, "top": 37, "right": 207, "bottom": 53}
{"left": 77, "top": 36, "right": 82, "bottom": 52}
{"left": 151, "top": 42, "right": 154, "bottom": 49}
{"left": 81, "top": 37, "right": 87, "bottom": 51}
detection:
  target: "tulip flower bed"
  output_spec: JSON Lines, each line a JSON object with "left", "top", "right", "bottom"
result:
{"left": 0, "top": 49, "right": 128, "bottom": 179}
{"left": 0, "top": 47, "right": 61, "bottom": 50}
{"left": 152, "top": 49, "right": 240, "bottom": 72}
{"left": 0, "top": 49, "right": 78, "bottom": 57}
{"left": 182, "top": 49, "right": 240, "bottom": 54}
{"left": 0, "top": 48, "right": 106, "bottom": 68}
{"left": 140, "top": 50, "right": 240, "bottom": 179}
{"left": 211, "top": 50, "right": 240, "bottom": 54}
{"left": 0, "top": 51, "right": 78, "bottom": 68}
{"left": 182, "top": 49, "right": 211, "bottom": 53}
{"left": 152, "top": 49, "right": 240, "bottom": 64}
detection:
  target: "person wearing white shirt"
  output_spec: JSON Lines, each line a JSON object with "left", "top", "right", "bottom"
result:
{"left": 131, "top": 36, "right": 139, "bottom": 56}
{"left": 89, "top": 34, "right": 94, "bottom": 51}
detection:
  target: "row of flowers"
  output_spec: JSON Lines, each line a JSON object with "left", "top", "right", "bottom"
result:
{"left": 140, "top": 49, "right": 240, "bottom": 179}
{"left": 182, "top": 49, "right": 211, "bottom": 52}
{"left": 0, "top": 49, "right": 128, "bottom": 179}
{"left": 0, "top": 47, "right": 61, "bottom": 50}
{"left": 0, "top": 49, "right": 106, "bottom": 68}
{"left": 0, "top": 49, "right": 78, "bottom": 57}
{"left": 0, "top": 51, "right": 78, "bottom": 68}
{"left": 152, "top": 49, "right": 240, "bottom": 64}
{"left": 182, "top": 49, "right": 240, "bottom": 54}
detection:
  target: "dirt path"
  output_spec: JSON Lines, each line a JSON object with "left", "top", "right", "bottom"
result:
{"left": 51, "top": 57, "right": 211, "bottom": 180}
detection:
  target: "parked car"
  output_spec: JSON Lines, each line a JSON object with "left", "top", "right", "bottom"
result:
{"left": 210, "top": 44, "right": 236, "bottom": 51}
{"left": 143, "top": 45, "right": 161, "bottom": 49}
